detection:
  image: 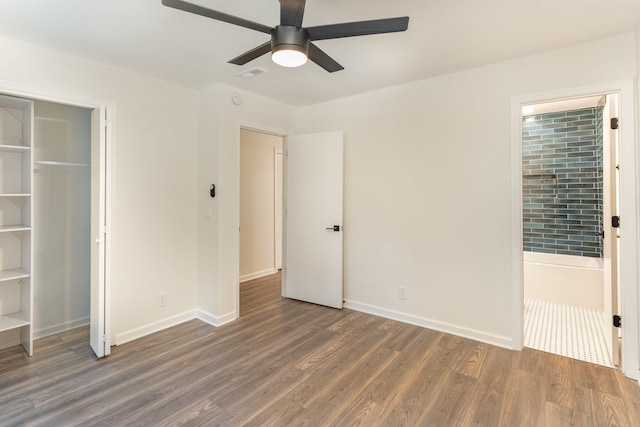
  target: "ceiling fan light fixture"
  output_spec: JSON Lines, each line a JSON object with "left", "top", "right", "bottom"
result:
{"left": 272, "top": 45, "right": 308, "bottom": 67}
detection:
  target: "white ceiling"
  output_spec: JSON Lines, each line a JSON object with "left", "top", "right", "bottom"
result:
{"left": 0, "top": 0, "right": 638, "bottom": 106}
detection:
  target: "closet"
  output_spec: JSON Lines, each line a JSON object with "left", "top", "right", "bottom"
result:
{"left": 0, "top": 94, "right": 91, "bottom": 355}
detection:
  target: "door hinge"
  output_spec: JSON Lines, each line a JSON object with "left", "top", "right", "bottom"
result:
{"left": 102, "top": 334, "right": 107, "bottom": 342}
{"left": 613, "top": 315, "right": 622, "bottom": 328}
{"left": 612, "top": 216, "right": 620, "bottom": 228}
{"left": 611, "top": 117, "right": 619, "bottom": 130}
{"left": 103, "top": 225, "right": 108, "bottom": 234}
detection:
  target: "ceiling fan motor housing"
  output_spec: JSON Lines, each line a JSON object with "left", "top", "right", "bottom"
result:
{"left": 272, "top": 25, "right": 310, "bottom": 55}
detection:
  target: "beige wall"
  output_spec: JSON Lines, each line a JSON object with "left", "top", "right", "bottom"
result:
{"left": 239, "top": 129, "right": 283, "bottom": 280}
{"left": 197, "top": 84, "right": 296, "bottom": 324}
{"left": 296, "top": 32, "right": 637, "bottom": 348}
{"left": 0, "top": 34, "right": 200, "bottom": 344}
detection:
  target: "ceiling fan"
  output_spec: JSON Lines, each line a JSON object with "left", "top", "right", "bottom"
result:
{"left": 161, "top": 0, "right": 409, "bottom": 72}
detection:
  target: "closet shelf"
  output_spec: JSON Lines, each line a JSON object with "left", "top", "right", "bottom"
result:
{"left": 0, "top": 94, "right": 33, "bottom": 356}
{"left": 34, "top": 160, "right": 90, "bottom": 167}
{"left": 0, "top": 268, "right": 30, "bottom": 282}
{"left": 0, "top": 144, "right": 29, "bottom": 152}
{"left": 0, "top": 312, "right": 30, "bottom": 333}
{"left": 0, "top": 225, "right": 30, "bottom": 233}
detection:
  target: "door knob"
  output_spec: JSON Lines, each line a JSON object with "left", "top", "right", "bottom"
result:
{"left": 326, "top": 225, "right": 341, "bottom": 232}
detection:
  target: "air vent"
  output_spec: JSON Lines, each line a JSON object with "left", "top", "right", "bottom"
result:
{"left": 236, "top": 67, "right": 268, "bottom": 78}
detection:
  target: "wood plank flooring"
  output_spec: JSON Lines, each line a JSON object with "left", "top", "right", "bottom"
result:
{"left": 1, "top": 272, "right": 639, "bottom": 426}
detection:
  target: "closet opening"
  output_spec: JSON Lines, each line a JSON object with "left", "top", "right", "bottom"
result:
{"left": 0, "top": 91, "right": 110, "bottom": 358}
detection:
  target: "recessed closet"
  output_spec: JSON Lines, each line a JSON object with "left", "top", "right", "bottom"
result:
{"left": 0, "top": 94, "right": 91, "bottom": 354}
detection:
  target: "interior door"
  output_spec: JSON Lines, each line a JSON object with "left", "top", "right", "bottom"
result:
{"left": 602, "top": 93, "right": 620, "bottom": 366}
{"left": 284, "top": 131, "right": 343, "bottom": 309}
{"left": 89, "top": 106, "right": 108, "bottom": 357}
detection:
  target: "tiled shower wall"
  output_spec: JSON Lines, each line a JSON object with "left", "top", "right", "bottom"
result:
{"left": 522, "top": 107, "right": 603, "bottom": 258}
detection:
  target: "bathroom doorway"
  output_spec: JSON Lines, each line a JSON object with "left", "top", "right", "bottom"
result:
{"left": 520, "top": 94, "right": 620, "bottom": 368}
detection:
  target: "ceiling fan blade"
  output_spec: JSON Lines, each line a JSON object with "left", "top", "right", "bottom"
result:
{"left": 308, "top": 43, "right": 344, "bottom": 73}
{"left": 228, "top": 41, "right": 272, "bottom": 65}
{"left": 162, "top": 0, "right": 272, "bottom": 34}
{"left": 280, "top": 0, "right": 306, "bottom": 27}
{"left": 307, "top": 16, "right": 409, "bottom": 41}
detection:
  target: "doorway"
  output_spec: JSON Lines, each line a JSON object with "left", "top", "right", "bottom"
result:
{"left": 520, "top": 94, "right": 619, "bottom": 368}
{"left": 238, "top": 128, "right": 284, "bottom": 315}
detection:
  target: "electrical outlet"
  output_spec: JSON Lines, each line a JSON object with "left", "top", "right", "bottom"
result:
{"left": 398, "top": 287, "right": 407, "bottom": 300}
{"left": 159, "top": 292, "right": 167, "bottom": 308}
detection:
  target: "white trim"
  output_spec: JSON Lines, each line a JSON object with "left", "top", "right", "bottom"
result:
{"left": 33, "top": 317, "right": 90, "bottom": 340}
{"left": 239, "top": 268, "right": 278, "bottom": 283}
{"left": 511, "top": 80, "right": 639, "bottom": 380}
{"left": 115, "top": 310, "right": 197, "bottom": 345}
{"left": 0, "top": 80, "right": 110, "bottom": 110}
{"left": 345, "top": 299, "right": 513, "bottom": 350}
{"left": 115, "top": 307, "right": 238, "bottom": 346}
{"left": 197, "top": 309, "right": 237, "bottom": 327}
{"left": 523, "top": 251, "right": 604, "bottom": 269}
{"left": 0, "top": 80, "right": 115, "bottom": 356}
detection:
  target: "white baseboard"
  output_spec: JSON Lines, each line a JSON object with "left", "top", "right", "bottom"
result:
{"left": 344, "top": 299, "right": 514, "bottom": 350}
{"left": 114, "top": 308, "right": 239, "bottom": 346}
{"left": 197, "top": 309, "right": 237, "bottom": 327}
{"left": 34, "top": 317, "right": 90, "bottom": 340}
{"left": 239, "top": 268, "right": 277, "bottom": 283}
{"left": 115, "top": 310, "right": 197, "bottom": 346}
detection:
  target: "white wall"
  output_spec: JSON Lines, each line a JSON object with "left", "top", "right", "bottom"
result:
{"left": 239, "top": 129, "right": 283, "bottom": 281}
{"left": 296, "top": 32, "right": 638, "bottom": 348}
{"left": 197, "top": 84, "right": 295, "bottom": 324}
{"left": 0, "top": 34, "right": 200, "bottom": 344}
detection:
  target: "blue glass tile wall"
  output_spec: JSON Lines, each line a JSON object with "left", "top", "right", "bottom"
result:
{"left": 522, "top": 107, "right": 603, "bottom": 258}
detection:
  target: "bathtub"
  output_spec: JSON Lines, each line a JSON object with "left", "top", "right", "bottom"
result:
{"left": 523, "top": 251, "right": 604, "bottom": 310}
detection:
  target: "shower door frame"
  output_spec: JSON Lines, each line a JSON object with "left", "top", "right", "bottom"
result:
{"left": 510, "top": 80, "right": 639, "bottom": 380}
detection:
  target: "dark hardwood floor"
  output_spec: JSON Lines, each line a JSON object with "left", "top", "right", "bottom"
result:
{"left": 1, "top": 272, "right": 639, "bottom": 426}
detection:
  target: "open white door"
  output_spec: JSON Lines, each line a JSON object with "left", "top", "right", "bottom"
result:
{"left": 89, "top": 106, "right": 109, "bottom": 357}
{"left": 603, "top": 94, "right": 620, "bottom": 366}
{"left": 284, "top": 131, "right": 343, "bottom": 309}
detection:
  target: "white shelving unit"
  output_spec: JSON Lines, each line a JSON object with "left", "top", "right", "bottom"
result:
{"left": 0, "top": 94, "right": 33, "bottom": 356}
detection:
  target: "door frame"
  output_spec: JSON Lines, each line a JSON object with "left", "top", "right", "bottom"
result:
{"left": 510, "top": 80, "right": 638, "bottom": 379}
{"left": 0, "top": 80, "right": 115, "bottom": 354}
{"left": 235, "top": 121, "right": 290, "bottom": 317}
